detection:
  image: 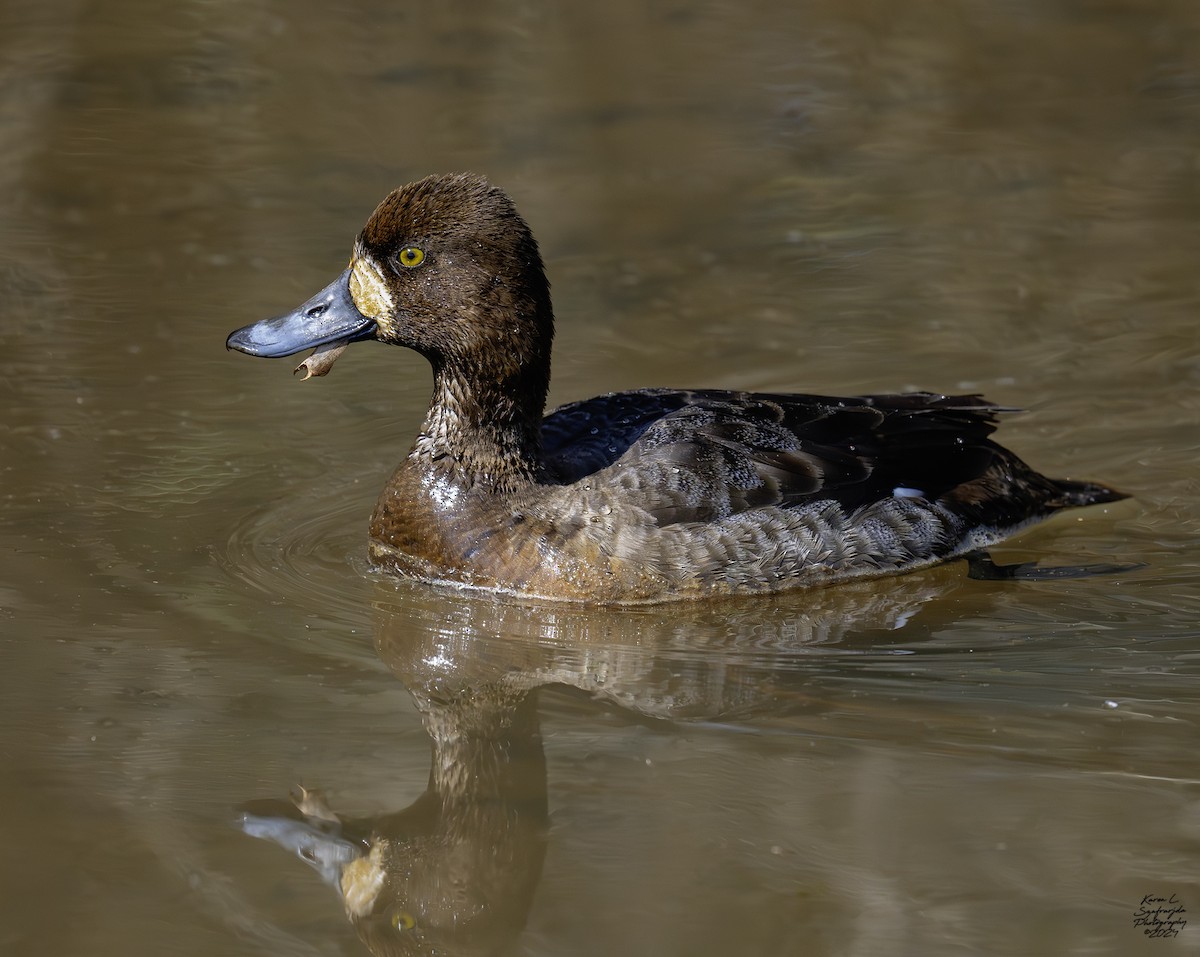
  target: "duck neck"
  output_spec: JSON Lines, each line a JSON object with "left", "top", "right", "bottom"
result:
{"left": 420, "top": 686, "right": 547, "bottom": 819}
{"left": 410, "top": 347, "right": 550, "bottom": 492}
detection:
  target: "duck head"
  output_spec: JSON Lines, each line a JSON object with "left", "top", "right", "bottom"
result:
{"left": 227, "top": 173, "right": 554, "bottom": 406}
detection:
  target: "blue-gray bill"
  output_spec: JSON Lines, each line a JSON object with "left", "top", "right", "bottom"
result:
{"left": 226, "top": 266, "right": 375, "bottom": 358}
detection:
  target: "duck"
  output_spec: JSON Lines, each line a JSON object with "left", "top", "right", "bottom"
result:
{"left": 227, "top": 173, "right": 1125, "bottom": 604}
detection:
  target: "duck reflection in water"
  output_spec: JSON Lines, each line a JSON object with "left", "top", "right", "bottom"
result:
{"left": 240, "top": 575, "right": 969, "bottom": 955}
{"left": 241, "top": 680, "right": 547, "bottom": 956}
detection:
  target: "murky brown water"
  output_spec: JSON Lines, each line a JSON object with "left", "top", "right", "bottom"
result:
{"left": 3, "top": 1, "right": 1199, "bottom": 954}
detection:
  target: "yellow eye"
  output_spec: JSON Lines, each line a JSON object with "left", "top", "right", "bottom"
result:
{"left": 397, "top": 246, "right": 425, "bottom": 268}
{"left": 391, "top": 910, "right": 417, "bottom": 931}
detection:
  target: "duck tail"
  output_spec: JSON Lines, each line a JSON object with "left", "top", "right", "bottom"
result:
{"left": 1048, "top": 477, "right": 1129, "bottom": 509}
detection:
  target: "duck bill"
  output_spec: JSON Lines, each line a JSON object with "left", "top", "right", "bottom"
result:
{"left": 226, "top": 267, "right": 375, "bottom": 358}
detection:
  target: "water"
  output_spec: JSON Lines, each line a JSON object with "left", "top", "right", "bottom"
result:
{"left": 2, "top": 1, "right": 1199, "bottom": 954}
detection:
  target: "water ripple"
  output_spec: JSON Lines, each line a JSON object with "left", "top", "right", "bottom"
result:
{"left": 217, "top": 480, "right": 378, "bottom": 635}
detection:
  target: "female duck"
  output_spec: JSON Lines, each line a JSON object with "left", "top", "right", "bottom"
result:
{"left": 227, "top": 173, "right": 1123, "bottom": 604}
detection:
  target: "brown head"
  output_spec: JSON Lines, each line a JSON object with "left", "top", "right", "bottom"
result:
{"left": 351, "top": 174, "right": 553, "bottom": 389}
{"left": 228, "top": 173, "right": 557, "bottom": 470}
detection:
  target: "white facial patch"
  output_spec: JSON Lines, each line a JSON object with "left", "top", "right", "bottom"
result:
{"left": 349, "top": 255, "right": 395, "bottom": 329}
{"left": 340, "top": 841, "right": 387, "bottom": 917}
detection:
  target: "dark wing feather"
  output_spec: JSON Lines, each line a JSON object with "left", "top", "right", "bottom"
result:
{"left": 540, "top": 389, "right": 693, "bottom": 481}
{"left": 542, "top": 388, "right": 1013, "bottom": 525}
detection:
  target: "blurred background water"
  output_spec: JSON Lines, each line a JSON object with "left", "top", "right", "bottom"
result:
{"left": 1, "top": 1, "right": 1198, "bottom": 954}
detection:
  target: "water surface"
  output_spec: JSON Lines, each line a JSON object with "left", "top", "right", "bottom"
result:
{"left": 2, "top": 1, "right": 1198, "bottom": 955}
